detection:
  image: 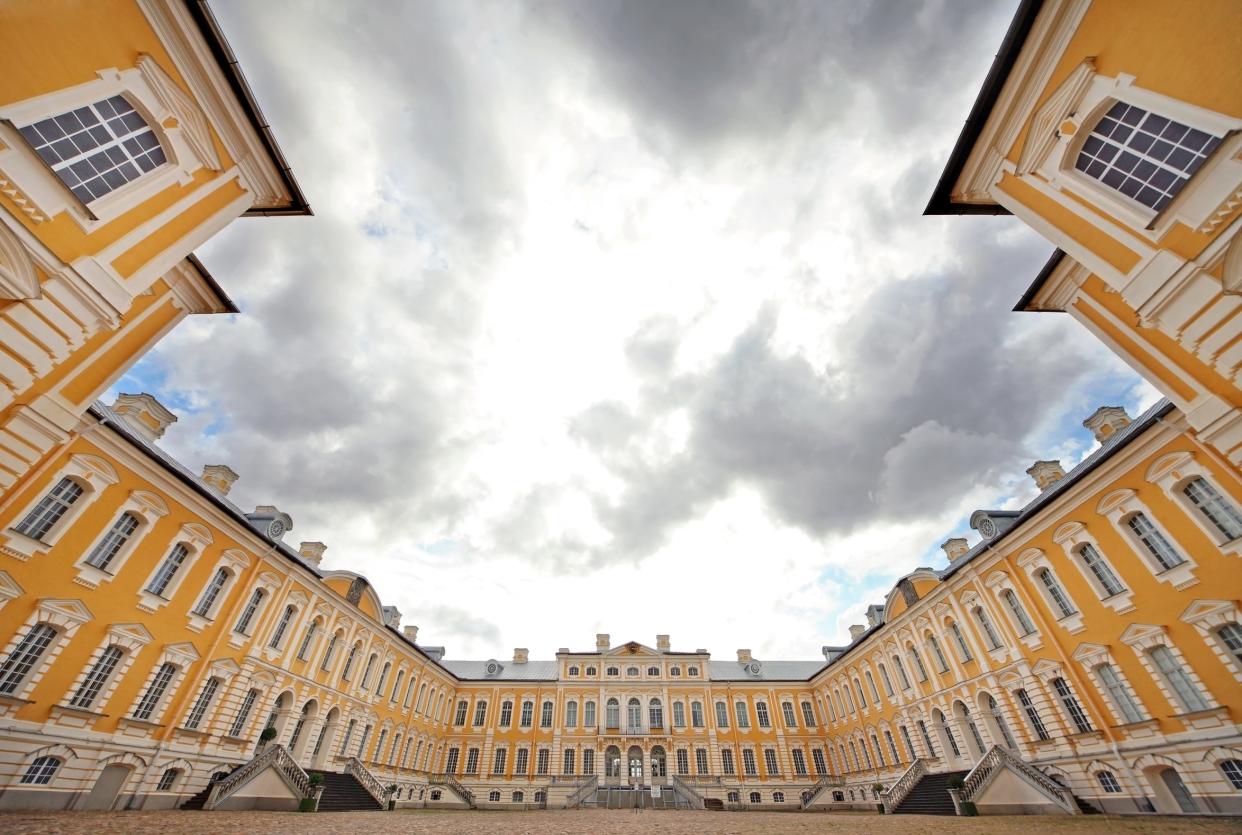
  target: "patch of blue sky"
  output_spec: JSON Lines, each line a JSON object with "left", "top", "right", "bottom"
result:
{"left": 418, "top": 538, "right": 462, "bottom": 557}
{"left": 105, "top": 356, "right": 230, "bottom": 439}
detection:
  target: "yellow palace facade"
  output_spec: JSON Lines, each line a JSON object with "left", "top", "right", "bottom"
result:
{"left": 0, "top": 0, "right": 1239, "bottom": 818}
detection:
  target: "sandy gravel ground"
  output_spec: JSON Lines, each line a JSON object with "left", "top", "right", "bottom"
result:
{"left": 2, "top": 809, "right": 1241, "bottom": 835}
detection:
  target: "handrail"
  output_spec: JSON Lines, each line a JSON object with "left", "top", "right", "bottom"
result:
{"left": 800, "top": 775, "right": 841, "bottom": 809}
{"left": 670, "top": 774, "right": 704, "bottom": 808}
{"left": 565, "top": 775, "right": 599, "bottom": 808}
{"left": 206, "top": 744, "right": 309, "bottom": 809}
{"left": 881, "top": 757, "right": 926, "bottom": 813}
{"left": 428, "top": 771, "right": 476, "bottom": 808}
{"left": 962, "top": 745, "right": 1076, "bottom": 813}
{"left": 345, "top": 757, "right": 388, "bottom": 807}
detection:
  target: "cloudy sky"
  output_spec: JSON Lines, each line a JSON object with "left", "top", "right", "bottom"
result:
{"left": 118, "top": 0, "right": 1158, "bottom": 661}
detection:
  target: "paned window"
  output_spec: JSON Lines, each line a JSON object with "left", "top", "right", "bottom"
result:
{"left": 866, "top": 671, "right": 881, "bottom": 701}
{"left": 565, "top": 700, "right": 577, "bottom": 727}
{"left": 453, "top": 700, "right": 468, "bottom": 726}
{"left": 899, "top": 725, "right": 916, "bottom": 761}
{"left": 1097, "top": 771, "right": 1122, "bottom": 793}
{"left": 878, "top": 663, "right": 895, "bottom": 696}
{"left": 917, "top": 720, "right": 936, "bottom": 756}
{"left": 1078, "top": 543, "right": 1125, "bottom": 597}
{"left": 1126, "top": 513, "right": 1184, "bottom": 570}
{"left": 791, "top": 748, "right": 808, "bottom": 775}
{"left": 742, "top": 748, "right": 758, "bottom": 776}
{"left": 696, "top": 748, "right": 709, "bottom": 774}
{"left": 1220, "top": 759, "right": 1242, "bottom": 790}
{"left": 499, "top": 700, "right": 513, "bottom": 727}
{"left": 1096, "top": 663, "right": 1144, "bottom": 723}
{"left": 1015, "top": 689, "right": 1049, "bottom": 740}
{"left": 184, "top": 677, "right": 220, "bottom": 729}
{"left": 0, "top": 623, "right": 57, "bottom": 695}
{"left": 1001, "top": 590, "right": 1036, "bottom": 635}
{"left": 70, "top": 645, "right": 123, "bottom": 709}
{"left": 602, "top": 699, "right": 616, "bottom": 728}
{"left": 86, "top": 512, "right": 140, "bottom": 571}
{"left": 20, "top": 756, "right": 60, "bottom": 785}
{"left": 515, "top": 748, "right": 529, "bottom": 774}
{"left": 781, "top": 701, "right": 797, "bottom": 727}
{"left": 1075, "top": 101, "right": 1221, "bottom": 211}
{"left": 584, "top": 700, "right": 596, "bottom": 727}
{"left": 892, "top": 655, "right": 911, "bottom": 689}
{"left": 541, "top": 700, "right": 554, "bottom": 727}
{"left": 157, "top": 768, "right": 181, "bottom": 791}
{"left": 673, "top": 701, "right": 686, "bottom": 727}
{"left": 18, "top": 96, "right": 167, "bottom": 203}
{"left": 147, "top": 544, "right": 189, "bottom": 597}
{"left": 1218, "top": 623, "right": 1242, "bottom": 668}
{"left": 464, "top": 747, "right": 479, "bottom": 775}
{"left": 885, "top": 730, "right": 900, "bottom": 763}
{"left": 1183, "top": 478, "right": 1242, "bottom": 540}
{"left": 341, "top": 643, "right": 359, "bottom": 681}
{"left": 909, "top": 646, "right": 929, "bottom": 681}
{"left": 763, "top": 748, "right": 779, "bottom": 775}
{"left": 536, "top": 748, "right": 549, "bottom": 775}
{"left": 691, "top": 701, "right": 704, "bottom": 727}
{"left": 734, "top": 700, "right": 750, "bottom": 728}
{"left": 721, "top": 748, "right": 735, "bottom": 775}
{"left": 649, "top": 698, "right": 664, "bottom": 728}
{"left": 755, "top": 701, "right": 771, "bottom": 728}
{"left": 14, "top": 478, "right": 83, "bottom": 540}
{"left": 563, "top": 748, "right": 575, "bottom": 775}
{"left": 296, "top": 620, "right": 318, "bottom": 661}
{"left": 521, "top": 700, "right": 534, "bottom": 727}
{"left": 268, "top": 605, "right": 296, "bottom": 650}
{"left": 229, "top": 689, "right": 258, "bottom": 737}
{"left": 133, "top": 662, "right": 176, "bottom": 721}
{"left": 676, "top": 749, "right": 689, "bottom": 775}
{"left": 1150, "top": 646, "right": 1209, "bottom": 712}
{"left": 234, "top": 589, "right": 265, "bottom": 635}
{"left": 473, "top": 699, "right": 488, "bottom": 726}
{"left": 974, "top": 607, "right": 1003, "bottom": 650}
{"left": 715, "top": 701, "right": 730, "bottom": 728}
{"left": 583, "top": 749, "right": 595, "bottom": 774}
{"left": 193, "top": 568, "right": 230, "bottom": 617}
{"left": 928, "top": 636, "right": 950, "bottom": 673}
{"left": 493, "top": 748, "right": 507, "bottom": 775}
{"left": 1052, "top": 677, "right": 1094, "bottom": 733}
{"left": 812, "top": 748, "right": 828, "bottom": 775}
{"left": 801, "top": 700, "right": 816, "bottom": 727}
{"left": 1038, "top": 568, "right": 1077, "bottom": 618}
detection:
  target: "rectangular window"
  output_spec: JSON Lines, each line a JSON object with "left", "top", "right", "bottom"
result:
{"left": 473, "top": 700, "right": 487, "bottom": 726}
{"left": 133, "top": 662, "right": 176, "bottom": 721}
{"left": 14, "top": 478, "right": 83, "bottom": 540}
{"left": 584, "top": 700, "right": 596, "bottom": 726}
{"left": 536, "top": 748, "right": 549, "bottom": 775}
{"left": 229, "top": 689, "right": 258, "bottom": 738}
{"left": 184, "top": 677, "right": 219, "bottom": 729}
{"left": 540, "top": 701, "right": 554, "bottom": 727}
{"left": 1015, "top": 689, "right": 1049, "bottom": 741}
{"left": 950, "top": 623, "right": 973, "bottom": 661}
{"left": 800, "top": 700, "right": 816, "bottom": 727}
{"left": 1039, "top": 569, "right": 1077, "bottom": 618}
{"left": 1096, "top": 663, "right": 1144, "bottom": 724}
{"left": 781, "top": 702, "right": 797, "bottom": 727}
{"left": 691, "top": 701, "right": 704, "bottom": 728}
{"left": 1002, "top": 590, "right": 1036, "bottom": 636}
{"left": 493, "top": 748, "right": 507, "bottom": 775}
{"left": 695, "top": 748, "right": 708, "bottom": 775}
{"left": 86, "top": 512, "right": 140, "bottom": 571}
{"left": 1052, "top": 678, "right": 1094, "bottom": 733}
{"left": 235, "top": 590, "right": 264, "bottom": 635}
{"left": 563, "top": 749, "right": 575, "bottom": 775}
{"left": 193, "top": 568, "right": 230, "bottom": 617}
{"left": 514, "top": 748, "right": 528, "bottom": 775}
{"left": 721, "top": 748, "right": 735, "bottom": 775}
{"left": 1127, "top": 513, "right": 1184, "bottom": 570}
{"left": 146, "top": 544, "right": 189, "bottom": 597}
{"left": 742, "top": 749, "right": 758, "bottom": 776}
{"left": 464, "top": 747, "right": 480, "bottom": 775}
{"left": 812, "top": 748, "right": 827, "bottom": 775}
{"left": 1079, "top": 543, "right": 1126, "bottom": 597}
{"left": 454, "top": 700, "right": 468, "bottom": 726}
{"left": 675, "top": 749, "right": 689, "bottom": 775}
{"left": 520, "top": 701, "right": 533, "bottom": 727}
{"left": 70, "top": 645, "right": 123, "bottom": 709}
{"left": 734, "top": 701, "right": 750, "bottom": 728}
{"left": 763, "top": 748, "right": 779, "bottom": 776}
{"left": 791, "top": 748, "right": 807, "bottom": 776}
{"left": 445, "top": 748, "right": 460, "bottom": 774}
{"left": 582, "top": 749, "right": 594, "bottom": 775}
{"left": 1184, "top": 477, "right": 1242, "bottom": 540}
{"left": 755, "top": 701, "right": 771, "bottom": 728}
{"left": 1150, "top": 646, "right": 1209, "bottom": 713}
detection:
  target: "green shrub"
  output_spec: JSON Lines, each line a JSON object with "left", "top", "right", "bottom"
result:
{"left": 962, "top": 800, "right": 978, "bottom": 817}
{"left": 259, "top": 727, "right": 278, "bottom": 743}
{"left": 947, "top": 775, "right": 965, "bottom": 789}
{"left": 298, "top": 798, "right": 316, "bottom": 813}
{"left": 308, "top": 773, "right": 324, "bottom": 787}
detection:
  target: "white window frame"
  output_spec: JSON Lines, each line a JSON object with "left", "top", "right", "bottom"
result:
{"left": 985, "top": 571, "right": 1043, "bottom": 650}
{"left": 227, "top": 571, "right": 281, "bottom": 649}
{"left": 2, "top": 454, "right": 119, "bottom": 560}
{"left": 1121, "top": 623, "right": 1221, "bottom": 726}
{"left": 1017, "top": 548, "right": 1085, "bottom": 633}
{"left": 72, "top": 489, "right": 168, "bottom": 589}
{"left": 136, "top": 523, "right": 213, "bottom": 613}
{"left": 1071, "top": 643, "right": 1150, "bottom": 728}
{"left": 56, "top": 622, "right": 151, "bottom": 719}
{"left": 124, "top": 642, "right": 198, "bottom": 729}
{"left": 186, "top": 548, "right": 249, "bottom": 632}
{"left": 1146, "top": 451, "right": 1242, "bottom": 556}
{"left": 1052, "top": 522, "right": 1135, "bottom": 613}
{"left": 0, "top": 599, "right": 90, "bottom": 711}
{"left": 1179, "top": 599, "right": 1242, "bottom": 686}
{"left": 0, "top": 57, "right": 221, "bottom": 232}
{"left": 1096, "top": 489, "right": 1197, "bottom": 590}
{"left": 1029, "top": 66, "right": 1242, "bottom": 241}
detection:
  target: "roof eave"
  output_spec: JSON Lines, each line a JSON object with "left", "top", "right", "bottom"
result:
{"left": 1013, "top": 248, "right": 1067, "bottom": 312}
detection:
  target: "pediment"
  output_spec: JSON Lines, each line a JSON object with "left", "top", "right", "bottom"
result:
{"left": 1071, "top": 642, "right": 1110, "bottom": 663}
{"left": 136, "top": 54, "right": 222, "bottom": 171}
{"left": 0, "top": 570, "right": 23, "bottom": 602}
{"left": 1119, "top": 623, "right": 1166, "bottom": 648}
{"left": 36, "top": 598, "right": 93, "bottom": 627}
{"left": 1180, "top": 599, "right": 1236, "bottom": 626}
{"left": 107, "top": 622, "right": 154, "bottom": 649}
{"left": 1016, "top": 58, "right": 1096, "bottom": 175}
{"left": 162, "top": 641, "right": 200, "bottom": 665}
{"left": 1031, "top": 658, "right": 1062, "bottom": 679}
{"left": 604, "top": 641, "right": 662, "bottom": 657}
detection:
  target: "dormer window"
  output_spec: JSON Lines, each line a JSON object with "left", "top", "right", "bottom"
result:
{"left": 18, "top": 96, "right": 166, "bottom": 205}
{"left": 626, "top": 666, "right": 639, "bottom": 677}
{"left": 1075, "top": 101, "right": 1220, "bottom": 212}
{"left": 606, "top": 666, "right": 618, "bottom": 677}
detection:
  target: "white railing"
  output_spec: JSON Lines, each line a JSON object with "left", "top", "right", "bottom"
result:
{"left": 429, "top": 771, "right": 476, "bottom": 807}
{"left": 564, "top": 775, "right": 598, "bottom": 808}
{"left": 881, "top": 757, "right": 926, "bottom": 814}
{"left": 670, "top": 774, "right": 704, "bottom": 808}
{"left": 205, "top": 744, "right": 309, "bottom": 810}
{"left": 800, "top": 775, "right": 843, "bottom": 809}
{"left": 345, "top": 756, "right": 388, "bottom": 807}
{"left": 961, "top": 745, "right": 1077, "bottom": 814}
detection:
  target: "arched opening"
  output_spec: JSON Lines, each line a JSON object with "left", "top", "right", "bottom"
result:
{"left": 978, "top": 692, "right": 1017, "bottom": 751}
{"left": 627, "top": 698, "right": 642, "bottom": 733}
{"left": 932, "top": 708, "right": 961, "bottom": 761}
{"left": 649, "top": 746, "right": 667, "bottom": 782}
{"left": 627, "top": 745, "right": 644, "bottom": 785}
{"left": 311, "top": 706, "right": 340, "bottom": 769}
{"left": 604, "top": 745, "right": 622, "bottom": 782}
{"left": 289, "top": 699, "right": 319, "bottom": 760}
{"left": 953, "top": 700, "right": 986, "bottom": 761}
{"left": 263, "top": 690, "right": 295, "bottom": 754}
{"left": 1148, "top": 766, "right": 1199, "bottom": 813}
{"left": 82, "top": 764, "right": 132, "bottom": 811}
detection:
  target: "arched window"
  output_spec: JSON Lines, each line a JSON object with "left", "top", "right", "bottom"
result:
{"left": 583, "top": 700, "right": 596, "bottom": 727}
{"left": 670, "top": 666, "right": 681, "bottom": 677}
{"left": 691, "top": 701, "right": 705, "bottom": 728}
{"left": 1125, "top": 512, "right": 1184, "bottom": 570}
{"left": 133, "top": 662, "right": 177, "bottom": 721}
{"left": 1219, "top": 759, "right": 1242, "bottom": 790}
{"left": 626, "top": 666, "right": 639, "bottom": 677}
{"left": 512, "top": 790, "right": 524, "bottom": 803}
{"left": 269, "top": 605, "right": 297, "bottom": 650}
{"left": 193, "top": 568, "right": 231, "bottom": 617}
{"left": 375, "top": 662, "right": 392, "bottom": 696}
{"left": 687, "top": 665, "right": 699, "bottom": 676}
{"left": 985, "top": 693, "right": 1018, "bottom": 749}
{"left": 585, "top": 666, "right": 597, "bottom": 676}
{"left": 605, "top": 698, "right": 619, "bottom": 728}
{"left": 500, "top": 700, "right": 514, "bottom": 727}
{"left": 1183, "top": 477, "right": 1242, "bottom": 540}
{"left": 488, "top": 790, "right": 500, "bottom": 802}
{"left": 18, "top": 95, "right": 169, "bottom": 204}
{"left": 20, "top": 755, "right": 61, "bottom": 785}
{"left": 15, "top": 477, "right": 83, "bottom": 540}
{"left": 0, "top": 622, "right": 58, "bottom": 695}
{"left": 147, "top": 543, "right": 190, "bottom": 597}
{"left": 626, "top": 698, "right": 641, "bottom": 729}
{"left": 934, "top": 709, "right": 960, "bottom": 757}
{"left": 234, "top": 589, "right": 265, "bottom": 635}
{"left": 749, "top": 791, "right": 761, "bottom": 804}
{"left": 157, "top": 767, "right": 182, "bottom": 792}
{"left": 70, "top": 645, "right": 124, "bottom": 709}
{"left": 391, "top": 669, "right": 404, "bottom": 701}
{"left": 648, "top": 698, "right": 663, "bottom": 728}
{"left": 773, "top": 791, "right": 785, "bottom": 803}
{"left": 696, "top": 748, "right": 709, "bottom": 774}
{"left": 1074, "top": 101, "right": 1221, "bottom": 212}
{"left": 1096, "top": 770, "right": 1122, "bottom": 793}
{"left": 647, "top": 666, "right": 660, "bottom": 676}
{"left": 565, "top": 700, "right": 577, "bottom": 727}
{"left": 605, "top": 666, "right": 618, "bottom": 676}
{"left": 568, "top": 665, "right": 579, "bottom": 676}
{"left": 492, "top": 748, "right": 506, "bottom": 775}
{"left": 86, "top": 512, "right": 140, "bottom": 571}
{"left": 297, "top": 618, "right": 320, "bottom": 661}
{"left": 1077, "top": 544, "right": 1126, "bottom": 597}
{"left": 1037, "top": 568, "right": 1077, "bottom": 618}
{"left": 540, "top": 700, "right": 554, "bottom": 727}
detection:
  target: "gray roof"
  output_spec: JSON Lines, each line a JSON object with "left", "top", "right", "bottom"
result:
{"left": 440, "top": 660, "right": 560, "bottom": 681}
{"left": 708, "top": 660, "right": 826, "bottom": 682}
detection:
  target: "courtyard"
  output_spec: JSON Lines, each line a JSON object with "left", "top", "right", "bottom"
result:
{"left": 1, "top": 810, "right": 1240, "bottom": 835}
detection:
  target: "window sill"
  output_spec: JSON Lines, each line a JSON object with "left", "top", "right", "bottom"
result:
{"left": 136, "top": 590, "right": 169, "bottom": 614}
{"left": 1, "top": 529, "right": 48, "bottom": 562}
{"left": 187, "top": 613, "right": 213, "bottom": 633}
{"left": 118, "top": 716, "right": 165, "bottom": 732}
{"left": 175, "top": 726, "right": 211, "bottom": 738}
{"left": 1172, "top": 705, "right": 1230, "bottom": 729}
{"left": 1153, "top": 562, "right": 1198, "bottom": 591}
{"left": 1056, "top": 612, "right": 1086, "bottom": 634}
{"left": 50, "top": 703, "right": 109, "bottom": 719}
{"left": 1099, "top": 591, "right": 1135, "bottom": 614}
{"left": 1111, "top": 718, "right": 1160, "bottom": 736}
{"left": 0, "top": 693, "right": 35, "bottom": 707}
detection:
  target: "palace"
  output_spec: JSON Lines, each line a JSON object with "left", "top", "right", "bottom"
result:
{"left": 0, "top": 0, "right": 1239, "bottom": 819}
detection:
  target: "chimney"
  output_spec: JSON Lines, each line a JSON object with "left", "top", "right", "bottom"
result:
{"left": 1026, "top": 459, "right": 1066, "bottom": 491}
{"left": 513, "top": 648, "right": 529, "bottom": 664}
{"left": 111, "top": 393, "right": 177, "bottom": 443}
{"left": 596, "top": 633, "right": 610, "bottom": 650}
{"left": 382, "top": 605, "right": 402, "bottom": 629}
{"left": 403, "top": 625, "right": 419, "bottom": 643}
{"left": 940, "top": 537, "right": 970, "bottom": 561}
{"left": 656, "top": 634, "right": 670, "bottom": 651}
{"left": 201, "top": 464, "right": 239, "bottom": 495}
{"left": 865, "top": 604, "right": 884, "bottom": 628}
{"left": 737, "top": 649, "right": 752, "bottom": 662}
{"left": 1083, "top": 405, "right": 1132, "bottom": 443}
{"left": 848, "top": 624, "right": 867, "bottom": 642}
{"left": 298, "top": 541, "right": 327, "bottom": 567}
{"left": 423, "top": 646, "right": 445, "bottom": 661}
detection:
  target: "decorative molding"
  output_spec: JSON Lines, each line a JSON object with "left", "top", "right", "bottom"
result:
{"left": 136, "top": 53, "right": 221, "bottom": 172}
{"left": 0, "top": 220, "right": 39, "bottom": 299}
{"left": 1016, "top": 58, "right": 1096, "bottom": 176}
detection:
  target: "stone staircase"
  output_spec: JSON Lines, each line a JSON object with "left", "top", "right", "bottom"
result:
{"left": 308, "top": 770, "right": 385, "bottom": 811}
{"left": 892, "top": 770, "right": 969, "bottom": 815}
{"left": 179, "top": 782, "right": 214, "bottom": 810}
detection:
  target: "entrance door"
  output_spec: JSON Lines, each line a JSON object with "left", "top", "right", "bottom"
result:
{"left": 1159, "top": 768, "right": 1198, "bottom": 813}
{"left": 82, "top": 764, "right": 131, "bottom": 810}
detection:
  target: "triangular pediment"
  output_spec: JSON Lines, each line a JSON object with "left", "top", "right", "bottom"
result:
{"left": 1179, "top": 599, "right": 1234, "bottom": 625}
{"left": 107, "top": 622, "right": 154, "bottom": 649}
{"left": 603, "top": 641, "right": 662, "bottom": 657}
{"left": 1016, "top": 58, "right": 1096, "bottom": 175}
